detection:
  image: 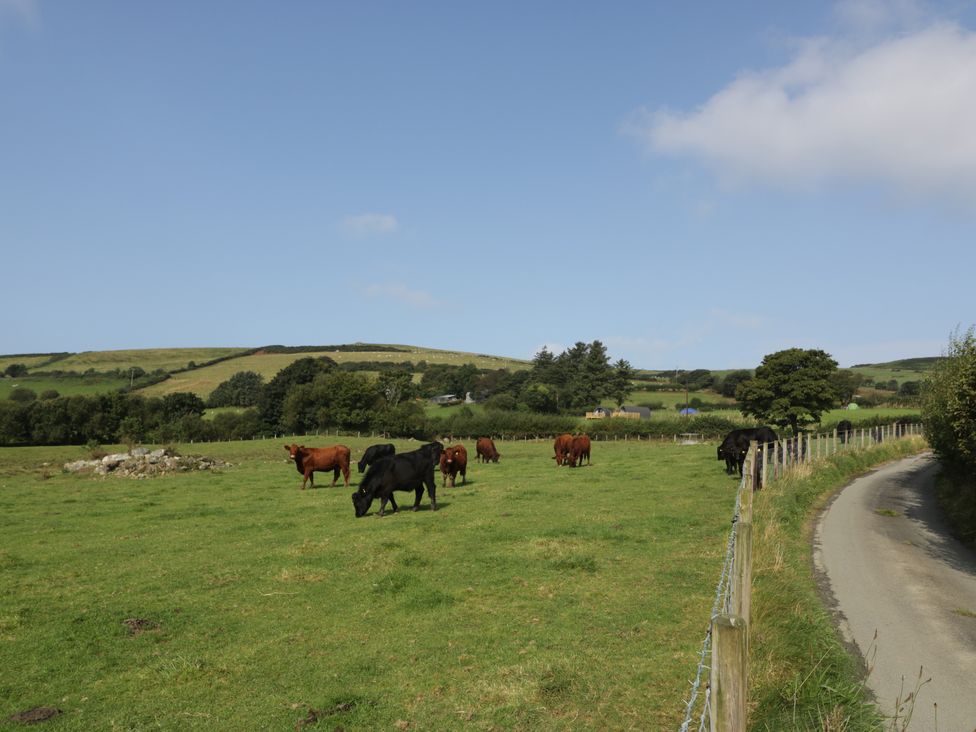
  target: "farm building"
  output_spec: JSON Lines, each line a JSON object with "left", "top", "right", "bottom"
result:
{"left": 585, "top": 406, "right": 616, "bottom": 419}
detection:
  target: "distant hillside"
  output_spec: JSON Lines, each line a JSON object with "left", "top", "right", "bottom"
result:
{"left": 0, "top": 344, "right": 530, "bottom": 400}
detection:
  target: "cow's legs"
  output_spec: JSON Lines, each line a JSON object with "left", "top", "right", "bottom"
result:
{"left": 388, "top": 494, "right": 398, "bottom": 513}
{"left": 413, "top": 487, "right": 423, "bottom": 511}
{"left": 379, "top": 496, "right": 388, "bottom": 517}
{"left": 460, "top": 468, "right": 466, "bottom": 485}
{"left": 424, "top": 480, "right": 438, "bottom": 511}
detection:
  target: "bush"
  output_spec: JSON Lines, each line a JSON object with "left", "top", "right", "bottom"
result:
{"left": 9, "top": 387, "right": 36, "bottom": 403}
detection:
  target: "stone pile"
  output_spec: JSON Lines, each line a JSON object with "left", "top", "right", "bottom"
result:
{"left": 63, "top": 447, "right": 229, "bottom": 479}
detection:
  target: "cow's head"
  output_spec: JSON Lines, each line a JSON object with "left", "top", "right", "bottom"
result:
{"left": 285, "top": 444, "right": 304, "bottom": 459}
{"left": 351, "top": 490, "right": 373, "bottom": 518}
{"left": 424, "top": 441, "right": 444, "bottom": 464}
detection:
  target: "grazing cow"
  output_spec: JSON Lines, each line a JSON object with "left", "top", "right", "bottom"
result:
{"left": 837, "top": 420, "right": 854, "bottom": 445}
{"left": 439, "top": 444, "right": 468, "bottom": 487}
{"left": 351, "top": 442, "right": 443, "bottom": 517}
{"left": 358, "top": 443, "right": 396, "bottom": 473}
{"left": 717, "top": 427, "right": 778, "bottom": 476}
{"left": 285, "top": 443, "right": 351, "bottom": 490}
{"left": 568, "top": 434, "right": 591, "bottom": 467}
{"left": 552, "top": 434, "right": 574, "bottom": 466}
{"left": 475, "top": 437, "right": 500, "bottom": 463}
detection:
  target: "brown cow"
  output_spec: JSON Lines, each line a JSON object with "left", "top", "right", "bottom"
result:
{"left": 552, "top": 433, "right": 573, "bottom": 466}
{"left": 439, "top": 444, "right": 468, "bottom": 487}
{"left": 475, "top": 437, "right": 499, "bottom": 463}
{"left": 569, "top": 434, "right": 591, "bottom": 467}
{"left": 284, "top": 444, "right": 351, "bottom": 490}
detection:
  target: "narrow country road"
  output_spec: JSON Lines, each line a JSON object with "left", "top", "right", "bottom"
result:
{"left": 814, "top": 453, "right": 976, "bottom": 732}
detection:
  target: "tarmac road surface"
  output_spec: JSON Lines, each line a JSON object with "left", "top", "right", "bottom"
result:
{"left": 815, "top": 453, "right": 976, "bottom": 732}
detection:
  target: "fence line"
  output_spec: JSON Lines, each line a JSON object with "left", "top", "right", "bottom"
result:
{"left": 679, "top": 422, "right": 923, "bottom": 731}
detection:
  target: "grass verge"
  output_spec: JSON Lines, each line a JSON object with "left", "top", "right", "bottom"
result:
{"left": 749, "top": 437, "right": 927, "bottom": 731}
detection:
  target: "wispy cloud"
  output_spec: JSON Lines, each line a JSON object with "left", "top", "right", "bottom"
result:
{"left": 0, "top": 0, "right": 39, "bottom": 27}
{"left": 363, "top": 283, "right": 435, "bottom": 309}
{"left": 629, "top": 16, "right": 976, "bottom": 204}
{"left": 709, "top": 308, "right": 765, "bottom": 330}
{"left": 342, "top": 213, "right": 398, "bottom": 237}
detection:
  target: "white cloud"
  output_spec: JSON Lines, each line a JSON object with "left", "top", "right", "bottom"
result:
{"left": 833, "top": 0, "right": 926, "bottom": 33}
{"left": 363, "top": 283, "right": 435, "bottom": 309}
{"left": 632, "top": 22, "right": 976, "bottom": 203}
{"left": 342, "top": 213, "right": 398, "bottom": 237}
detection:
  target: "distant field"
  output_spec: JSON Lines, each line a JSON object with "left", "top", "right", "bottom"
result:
{"left": 627, "top": 389, "right": 737, "bottom": 409}
{"left": 140, "top": 348, "right": 529, "bottom": 399}
{"left": 40, "top": 348, "right": 248, "bottom": 374}
{"left": 0, "top": 437, "right": 738, "bottom": 730}
{"left": 0, "top": 375, "right": 128, "bottom": 399}
{"left": 0, "top": 354, "right": 62, "bottom": 372}
{"left": 849, "top": 357, "right": 938, "bottom": 384}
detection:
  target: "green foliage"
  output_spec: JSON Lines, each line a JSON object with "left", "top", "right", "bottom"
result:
{"left": 717, "top": 369, "right": 752, "bottom": 398}
{"left": 9, "top": 387, "right": 37, "bottom": 403}
{"left": 830, "top": 369, "right": 864, "bottom": 405}
{"left": 923, "top": 328, "right": 976, "bottom": 473}
{"left": 376, "top": 369, "right": 415, "bottom": 407}
{"left": 39, "top": 389, "right": 60, "bottom": 400}
{"left": 675, "top": 369, "right": 712, "bottom": 392}
{"left": 161, "top": 392, "right": 206, "bottom": 421}
{"left": 258, "top": 356, "right": 337, "bottom": 429}
{"left": 281, "top": 372, "right": 378, "bottom": 434}
{"left": 207, "top": 370, "right": 265, "bottom": 408}
{"left": 526, "top": 341, "right": 633, "bottom": 411}
{"left": 4, "top": 362, "right": 28, "bottom": 377}
{"left": 736, "top": 348, "right": 839, "bottom": 435}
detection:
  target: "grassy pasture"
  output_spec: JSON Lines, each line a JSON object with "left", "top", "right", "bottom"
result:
{"left": 0, "top": 437, "right": 739, "bottom": 730}
{"left": 139, "top": 348, "right": 527, "bottom": 399}
{"left": 41, "top": 349, "right": 248, "bottom": 375}
{"left": 0, "top": 355, "right": 59, "bottom": 372}
{"left": 0, "top": 375, "right": 129, "bottom": 399}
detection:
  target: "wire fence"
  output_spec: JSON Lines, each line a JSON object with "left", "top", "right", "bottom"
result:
{"left": 678, "top": 422, "right": 924, "bottom": 731}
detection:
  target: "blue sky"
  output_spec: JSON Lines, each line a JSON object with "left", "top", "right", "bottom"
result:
{"left": 1, "top": 1, "right": 974, "bottom": 369}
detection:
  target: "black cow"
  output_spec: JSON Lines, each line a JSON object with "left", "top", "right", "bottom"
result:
{"left": 351, "top": 442, "right": 443, "bottom": 517}
{"left": 837, "top": 420, "right": 854, "bottom": 445}
{"left": 357, "top": 443, "right": 396, "bottom": 473}
{"left": 718, "top": 427, "right": 778, "bottom": 476}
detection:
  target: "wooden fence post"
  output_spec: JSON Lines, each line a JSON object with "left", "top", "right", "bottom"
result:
{"left": 710, "top": 614, "right": 748, "bottom": 732}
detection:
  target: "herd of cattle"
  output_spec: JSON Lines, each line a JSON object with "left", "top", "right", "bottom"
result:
{"left": 284, "top": 420, "right": 903, "bottom": 516}
{"left": 284, "top": 437, "right": 503, "bottom": 517}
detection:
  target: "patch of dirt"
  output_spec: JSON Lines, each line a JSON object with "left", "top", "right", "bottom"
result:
{"left": 295, "top": 702, "right": 357, "bottom": 729}
{"left": 7, "top": 707, "right": 62, "bottom": 724}
{"left": 122, "top": 617, "right": 158, "bottom": 636}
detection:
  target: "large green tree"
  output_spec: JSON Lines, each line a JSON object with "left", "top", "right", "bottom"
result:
{"left": 258, "top": 356, "right": 336, "bottom": 429}
{"left": 736, "top": 348, "right": 839, "bottom": 435}
{"left": 208, "top": 371, "right": 265, "bottom": 408}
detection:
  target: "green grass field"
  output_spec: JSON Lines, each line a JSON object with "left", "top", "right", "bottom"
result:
{"left": 139, "top": 348, "right": 528, "bottom": 399}
{"left": 0, "top": 376, "right": 129, "bottom": 399}
{"left": 33, "top": 349, "right": 249, "bottom": 375}
{"left": 0, "top": 437, "right": 739, "bottom": 730}
{"left": 0, "top": 355, "right": 61, "bottom": 372}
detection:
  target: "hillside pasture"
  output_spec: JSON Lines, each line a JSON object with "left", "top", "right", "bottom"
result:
{"left": 39, "top": 348, "right": 249, "bottom": 375}
{"left": 0, "top": 375, "right": 129, "bottom": 399}
{"left": 0, "top": 354, "right": 62, "bottom": 372}
{"left": 0, "top": 437, "right": 737, "bottom": 730}
{"left": 139, "top": 347, "right": 528, "bottom": 399}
